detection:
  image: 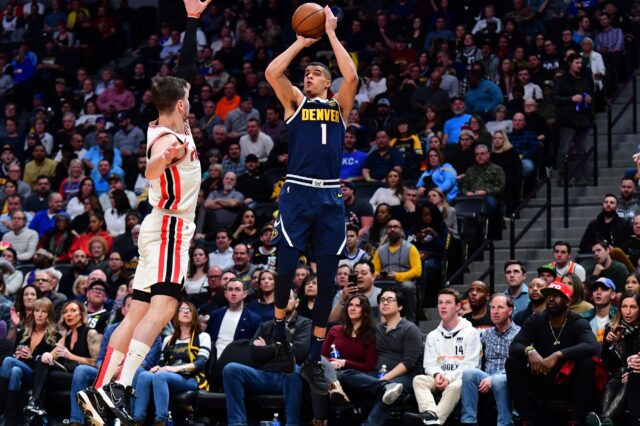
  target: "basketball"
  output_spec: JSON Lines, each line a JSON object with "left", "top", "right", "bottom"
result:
{"left": 292, "top": 3, "right": 326, "bottom": 39}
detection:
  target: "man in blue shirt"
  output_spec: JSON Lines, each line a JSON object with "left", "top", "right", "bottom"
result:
{"left": 29, "top": 193, "right": 64, "bottom": 238}
{"left": 362, "top": 130, "right": 404, "bottom": 181}
{"left": 443, "top": 97, "right": 472, "bottom": 144}
{"left": 83, "top": 130, "right": 123, "bottom": 172}
{"left": 340, "top": 128, "right": 367, "bottom": 181}
{"left": 464, "top": 70, "right": 503, "bottom": 116}
{"left": 502, "top": 260, "right": 530, "bottom": 315}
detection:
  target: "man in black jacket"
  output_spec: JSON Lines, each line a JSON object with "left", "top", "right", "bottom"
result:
{"left": 579, "top": 194, "right": 631, "bottom": 253}
{"left": 506, "top": 280, "right": 598, "bottom": 426}
{"left": 554, "top": 53, "right": 594, "bottom": 187}
{"left": 222, "top": 290, "right": 311, "bottom": 426}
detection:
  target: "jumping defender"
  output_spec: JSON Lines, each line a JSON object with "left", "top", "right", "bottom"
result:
{"left": 264, "top": 6, "right": 358, "bottom": 392}
{"left": 76, "top": 1, "right": 210, "bottom": 425}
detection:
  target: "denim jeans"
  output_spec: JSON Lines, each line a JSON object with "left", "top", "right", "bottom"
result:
{"left": 133, "top": 370, "right": 197, "bottom": 421}
{"left": 340, "top": 369, "right": 413, "bottom": 426}
{"left": 222, "top": 362, "right": 303, "bottom": 426}
{"left": 521, "top": 159, "right": 535, "bottom": 181}
{"left": 460, "top": 369, "right": 512, "bottom": 426}
{"left": 69, "top": 365, "right": 98, "bottom": 424}
{"left": 0, "top": 356, "right": 34, "bottom": 390}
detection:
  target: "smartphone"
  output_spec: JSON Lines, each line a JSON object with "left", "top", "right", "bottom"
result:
{"left": 348, "top": 274, "right": 357, "bottom": 287}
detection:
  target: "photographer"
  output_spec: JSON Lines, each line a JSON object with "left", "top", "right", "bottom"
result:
{"left": 328, "top": 260, "right": 381, "bottom": 322}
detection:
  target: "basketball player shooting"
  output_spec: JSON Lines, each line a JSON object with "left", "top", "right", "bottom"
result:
{"left": 265, "top": 6, "right": 358, "bottom": 392}
{"left": 76, "top": 1, "right": 210, "bottom": 425}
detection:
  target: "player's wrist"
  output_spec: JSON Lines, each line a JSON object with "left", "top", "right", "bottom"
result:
{"left": 187, "top": 14, "right": 200, "bottom": 19}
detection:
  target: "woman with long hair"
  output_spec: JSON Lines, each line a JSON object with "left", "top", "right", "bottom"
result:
{"left": 497, "top": 57, "right": 515, "bottom": 100}
{"left": 0, "top": 298, "right": 59, "bottom": 425}
{"left": 418, "top": 105, "right": 444, "bottom": 145}
{"left": 203, "top": 163, "right": 224, "bottom": 196}
{"left": 390, "top": 120, "right": 422, "bottom": 179}
{"left": 491, "top": 130, "right": 523, "bottom": 216}
{"left": 589, "top": 292, "right": 640, "bottom": 425}
{"left": 626, "top": 272, "right": 640, "bottom": 293}
{"left": 104, "top": 189, "right": 132, "bottom": 237}
{"left": 185, "top": 246, "right": 210, "bottom": 301}
{"left": 347, "top": 108, "right": 368, "bottom": 149}
{"left": 232, "top": 208, "right": 260, "bottom": 250}
{"left": 38, "top": 213, "right": 76, "bottom": 263}
{"left": 25, "top": 300, "right": 98, "bottom": 418}
{"left": 562, "top": 273, "right": 595, "bottom": 317}
{"left": 413, "top": 203, "right": 449, "bottom": 300}
{"left": 417, "top": 148, "right": 458, "bottom": 202}
{"left": 2, "top": 247, "right": 23, "bottom": 297}
{"left": 67, "top": 177, "right": 98, "bottom": 219}
{"left": 369, "top": 169, "right": 404, "bottom": 209}
{"left": 8, "top": 286, "right": 42, "bottom": 341}
{"left": 72, "top": 275, "right": 89, "bottom": 300}
{"left": 427, "top": 188, "right": 459, "bottom": 239}
{"left": 247, "top": 269, "right": 276, "bottom": 321}
{"left": 132, "top": 300, "right": 210, "bottom": 423}
{"left": 59, "top": 159, "right": 85, "bottom": 202}
{"left": 469, "top": 115, "right": 492, "bottom": 146}
{"left": 0, "top": 180, "right": 18, "bottom": 214}
{"left": 71, "top": 194, "right": 104, "bottom": 234}
{"left": 69, "top": 211, "right": 113, "bottom": 257}
{"left": 485, "top": 105, "right": 513, "bottom": 135}
{"left": 296, "top": 273, "right": 318, "bottom": 320}
{"left": 366, "top": 203, "right": 392, "bottom": 253}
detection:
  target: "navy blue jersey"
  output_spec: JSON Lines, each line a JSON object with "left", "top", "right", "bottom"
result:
{"left": 285, "top": 97, "right": 346, "bottom": 180}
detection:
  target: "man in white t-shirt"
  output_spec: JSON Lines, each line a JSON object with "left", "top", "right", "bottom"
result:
{"left": 205, "top": 277, "right": 262, "bottom": 359}
{"left": 587, "top": 277, "right": 616, "bottom": 343}
{"left": 208, "top": 229, "right": 234, "bottom": 272}
{"left": 551, "top": 240, "right": 586, "bottom": 282}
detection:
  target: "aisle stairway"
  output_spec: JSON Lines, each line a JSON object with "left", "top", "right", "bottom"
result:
{"left": 420, "top": 72, "right": 640, "bottom": 332}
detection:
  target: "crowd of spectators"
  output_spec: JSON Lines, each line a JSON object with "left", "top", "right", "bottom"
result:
{"left": 0, "top": 0, "right": 638, "bottom": 424}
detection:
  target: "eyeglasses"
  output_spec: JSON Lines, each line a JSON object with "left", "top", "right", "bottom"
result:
{"left": 34, "top": 278, "right": 50, "bottom": 283}
{"left": 91, "top": 287, "right": 106, "bottom": 294}
{"left": 379, "top": 297, "right": 397, "bottom": 304}
{"left": 178, "top": 307, "right": 192, "bottom": 313}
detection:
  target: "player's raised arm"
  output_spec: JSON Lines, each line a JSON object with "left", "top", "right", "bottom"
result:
{"left": 176, "top": 0, "right": 211, "bottom": 84}
{"left": 324, "top": 6, "right": 358, "bottom": 122}
{"left": 146, "top": 136, "right": 188, "bottom": 180}
{"left": 265, "top": 37, "right": 316, "bottom": 118}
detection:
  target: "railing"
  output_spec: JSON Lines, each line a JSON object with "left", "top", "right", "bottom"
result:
{"left": 445, "top": 239, "right": 495, "bottom": 294}
{"left": 563, "top": 122, "right": 598, "bottom": 227}
{"left": 607, "top": 73, "right": 638, "bottom": 167}
{"left": 509, "top": 177, "right": 552, "bottom": 259}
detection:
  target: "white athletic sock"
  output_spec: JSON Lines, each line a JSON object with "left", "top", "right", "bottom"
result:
{"left": 116, "top": 340, "right": 150, "bottom": 387}
{"left": 94, "top": 346, "right": 125, "bottom": 388}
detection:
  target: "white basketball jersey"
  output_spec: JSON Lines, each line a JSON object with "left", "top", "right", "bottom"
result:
{"left": 146, "top": 122, "right": 201, "bottom": 219}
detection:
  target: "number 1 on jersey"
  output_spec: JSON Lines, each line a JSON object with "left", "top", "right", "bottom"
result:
{"left": 321, "top": 123, "right": 327, "bottom": 145}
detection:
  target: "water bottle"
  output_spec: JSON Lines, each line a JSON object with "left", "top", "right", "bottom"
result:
{"left": 167, "top": 411, "right": 174, "bottom": 426}
{"left": 583, "top": 91, "right": 590, "bottom": 109}
{"left": 377, "top": 364, "right": 388, "bottom": 379}
{"left": 272, "top": 412, "right": 281, "bottom": 426}
{"left": 576, "top": 97, "right": 582, "bottom": 112}
{"left": 330, "top": 344, "right": 341, "bottom": 359}
{"left": 114, "top": 420, "right": 121, "bottom": 426}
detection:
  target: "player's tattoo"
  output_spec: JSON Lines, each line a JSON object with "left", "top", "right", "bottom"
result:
{"left": 88, "top": 329, "right": 102, "bottom": 364}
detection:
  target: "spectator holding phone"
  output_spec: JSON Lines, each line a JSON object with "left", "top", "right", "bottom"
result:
{"left": 587, "top": 292, "right": 640, "bottom": 426}
{"left": 328, "top": 260, "right": 381, "bottom": 322}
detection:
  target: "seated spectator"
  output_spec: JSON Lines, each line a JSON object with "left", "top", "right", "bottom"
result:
{"left": 329, "top": 260, "right": 381, "bottom": 322}
{"left": 6, "top": 286, "right": 41, "bottom": 341}
{"left": 296, "top": 273, "right": 317, "bottom": 320}
{"left": 460, "top": 144, "right": 506, "bottom": 237}
{"left": 231, "top": 208, "right": 259, "bottom": 251}
{"left": 33, "top": 268, "right": 67, "bottom": 318}
{"left": 239, "top": 118, "right": 274, "bottom": 163}
{"left": 197, "top": 266, "right": 227, "bottom": 316}
{"left": 340, "top": 287, "right": 423, "bottom": 425}
{"left": 391, "top": 186, "right": 419, "bottom": 236}
{"left": 29, "top": 192, "right": 65, "bottom": 238}
{"left": 22, "top": 250, "right": 55, "bottom": 288}
{"left": 71, "top": 195, "right": 103, "bottom": 235}
{"left": 311, "top": 294, "right": 377, "bottom": 423}
{"left": 490, "top": 130, "right": 523, "bottom": 216}
{"left": 562, "top": 273, "right": 595, "bottom": 318}
{"left": 205, "top": 277, "right": 261, "bottom": 361}
{"left": 625, "top": 272, "right": 640, "bottom": 293}
{"left": 617, "top": 178, "right": 639, "bottom": 223}
{"left": 1, "top": 247, "right": 23, "bottom": 297}
{"left": 514, "top": 277, "right": 548, "bottom": 326}
{"left": 463, "top": 281, "right": 492, "bottom": 330}
{"left": 247, "top": 269, "right": 276, "bottom": 321}
{"left": 106, "top": 251, "right": 128, "bottom": 292}
{"left": 468, "top": 116, "right": 493, "bottom": 147}
{"left": 204, "top": 171, "right": 244, "bottom": 230}
{"left": 506, "top": 280, "right": 599, "bottom": 425}
{"left": 365, "top": 203, "right": 392, "bottom": 253}
{"left": 340, "top": 128, "right": 368, "bottom": 182}
{"left": 235, "top": 155, "right": 271, "bottom": 207}
{"left": 586, "top": 277, "right": 616, "bottom": 342}
{"left": 83, "top": 131, "right": 123, "bottom": 173}
{"left": 342, "top": 181, "right": 374, "bottom": 239}
{"left": 184, "top": 246, "right": 209, "bottom": 303}
{"left": 229, "top": 244, "right": 259, "bottom": 292}
{"left": 443, "top": 97, "right": 472, "bottom": 144}
{"left": 85, "top": 280, "right": 110, "bottom": 333}
{"left": 502, "top": 260, "right": 530, "bottom": 316}
{"left": 87, "top": 236, "right": 109, "bottom": 273}
{"left": 225, "top": 95, "right": 260, "bottom": 140}
{"left": 208, "top": 229, "right": 234, "bottom": 272}
{"left": 389, "top": 120, "right": 423, "bottom": 179}
{"left": 24, "top": 144, "right": 56, "bottom": 189}
{"left": 58, "top": 159, "right": 85, "bottom": 202}
{"left": 427, "top": 188, "right": 459, "bottom": 239}
{"left": 551, "top": 240, "right": 587, "bottom": 282}
{"left": 69, "top": 212, "right": 113, "bottom": 257}
{"left": 0, "top": 195, "right": 33, "bottom": 235}
{"left": 586, "top": 240, "right": 630, "bottom": 292}
{"left": 412, "top": 203, "right": 448, "bottom": 305}
{"left": 37, "top": 213, "right": 75, "bottom": 263}
{"left": 260, "top": 106, "right": 287, "bottom": 144}
{"left": 412, "top": 288, "right": 481, "bottom": 425}
{"left": 24, "top": 176, "right": 52, "bottom": 215}
{"left": 24, "top": 300, "right": 100, "bottom": 419}
{"left": 485, "top": 105, "right": 513, "bottom": 135}
{"left": 369, "top": 169, "right": 404, "bottom": 209}
{"left": 461, "top": 293, "right": 520, "bottom": 425}
{"left": 222, "top": 289, "right": 310, "bottom": 426}
{"left": 2, "top": 210, "right": 39, "bottom": 263}
{"left": 464, "top": 69, "right": 503, "bottom": 116}
{"left": 133, "top": 303, "right": 211, "bottom": 425}
{"left": 417, "top": 148, "right": 458, "bottom": 202}
{"left": 372, "top": 220, "right": 422, "bottom": 322}
{"left": 339, "top": 225, "right": 370, "bottom": 270}
{"left": 251, "top": 225, "right": 278, "bottom": 270}
{"left": 99, "top": 174, "right": 137, "bottom": 214}
{"left": 419, "top": 109, "right": 445, "bottom": 147}
{"left": 111, "top": 211, "right": 141, "bottom": 257}
{"left": 68, "top": 295, "right": 161, "bottom": 426}
{"left": 580, "top": 37, "right": 605, "bottom": 94}
{"left": 589, "top": 291, "right": 640, "bottom": 426}
{"left": 66, "top": 177, "right": 98, "bottom": 219}
{"left": 508, "top": 113, "right": 542, "bottom": 181}
{"left": 0, "top": 298, "right": 59, "bottom": 425}
{"left": 362, "top": 130, "right": 404, "bottom": 182}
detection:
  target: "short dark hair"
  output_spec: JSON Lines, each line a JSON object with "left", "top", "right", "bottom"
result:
{"left": 504, "top": 260, "right": 526, "bottom": 274}
{"left": 151, "top": 76, "right": 189, "bottom": 113}
{"left": 438, "top": 287, "right": 461, "bottom": 304}
{"left": 216, "top": 229, "right": 232, "bottom": 240}
{"left": 567, "top": 53, "right": 581, "bottom": 64}
{"left": 377, "top": 286, "right": 405, "bottom": 309}
{"left": 622, "top": 177, "right": 637, "bottom": 186}
{"left": 593, "top": 239, "right": 610, "bottom": 250}
{"left": 307, "top": 61, "right": 331, "bottom": 80}
{"left": 553, "top": 241, "right": 572, "bottom": 253}
{"left": 354, "top": 259, "right": 374, "bottom": 274}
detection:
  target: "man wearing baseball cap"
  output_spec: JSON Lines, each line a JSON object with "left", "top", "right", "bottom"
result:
{"left": 506, "top": 278, "right": 598, "bottom": 425}
{"left": 537, "top": 263, "right": 557, "bottom": 285}
{"left": 586, "top": 277, "right": 617, "bottom": 342}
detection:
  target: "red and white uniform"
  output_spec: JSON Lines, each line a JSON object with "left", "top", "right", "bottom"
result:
{"left": 133, "top": 122, "right": 201, "bottom": 293}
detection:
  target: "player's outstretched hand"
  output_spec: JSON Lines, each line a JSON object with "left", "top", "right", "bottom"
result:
{"left": 296, "top": 34, "right": 320, "bottom": 47}
{"left": 324, "top": 5, "right": 337, "bottom": 33}
{"left": 184, "top": 0, "right": 212, "bottom": 18}
{"left": 162, "top": 140, "right": 188, "bottom": 165}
